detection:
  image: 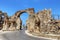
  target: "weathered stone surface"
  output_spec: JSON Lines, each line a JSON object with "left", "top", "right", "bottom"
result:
{"left": 0, "top": 8, "right": 35, "bottom": 31}
{"left": 0, "top": 8, "right": 60, "bottom": 35}
{"left": 16, "top": 17, "right": 22, "bottom": 30}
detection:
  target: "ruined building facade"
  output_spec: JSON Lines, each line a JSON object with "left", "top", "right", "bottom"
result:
{"left": 0, "top": 8, "right": 60, "bottom": 34}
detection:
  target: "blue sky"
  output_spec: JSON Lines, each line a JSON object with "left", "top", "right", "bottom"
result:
{"left": 0, "top": 0, "right": 60, "bottom": 25}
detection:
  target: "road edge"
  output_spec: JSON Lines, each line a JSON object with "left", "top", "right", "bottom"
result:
{"left": 25, "top": 30, "right": 57, "bottom": 40}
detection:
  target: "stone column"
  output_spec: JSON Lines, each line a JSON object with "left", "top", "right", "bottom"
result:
{"left": 16, "top": 18, "right": 22, "bottom": 30}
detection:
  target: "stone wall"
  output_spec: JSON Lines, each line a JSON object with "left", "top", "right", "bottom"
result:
{"left": 26, "top": 8, "right": 60, "bottom": 34}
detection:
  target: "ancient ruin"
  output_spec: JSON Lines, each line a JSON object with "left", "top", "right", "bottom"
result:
{"left": 0, "top": 8, "right": 34, "bottom": 31}
{"left": 26, "top": 8, "right": 60, "bottom": 34}
{"left": 0, "top": 8, "right": 60, "bottom": 39}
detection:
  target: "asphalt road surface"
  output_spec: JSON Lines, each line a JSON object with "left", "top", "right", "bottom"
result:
{"left": 0, "top": 30, "right": 49, "bottom": 40}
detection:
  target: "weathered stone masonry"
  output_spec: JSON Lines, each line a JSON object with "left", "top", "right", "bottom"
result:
{"left": 0, "top": 8, "right": 60, "bottom": 35}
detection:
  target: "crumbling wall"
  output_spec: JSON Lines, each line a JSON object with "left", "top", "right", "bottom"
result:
{"left": 0, "top": 8, "right": 60, "bottom": 35}
{"left": 26, "top": 8, "right": 60, "bottom": 34}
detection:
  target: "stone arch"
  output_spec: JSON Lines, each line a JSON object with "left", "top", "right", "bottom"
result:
{"left": 13, "top": 8, "right": 35, "bottom": 18}
{"left": 10, "top": 8, "right": 35, "bottom": 30}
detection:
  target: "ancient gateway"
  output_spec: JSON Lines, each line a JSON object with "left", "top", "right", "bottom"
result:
{"left": 0, "top": 8, "right": 60, "bottom": 35}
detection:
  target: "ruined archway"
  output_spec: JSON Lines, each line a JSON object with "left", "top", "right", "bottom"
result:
{"left": 0, "top": 8, "right": 40, "bottom": 31}
{"left": 20, "top": 13, "right": 29, "bottom": 29}
{"left": 9, "top": 8, "right": 35, "bottom": 30}
{"left": 14, "top": 8, "right": 34, "bottom": 17}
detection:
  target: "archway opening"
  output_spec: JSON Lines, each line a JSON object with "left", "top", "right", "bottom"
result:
{"left": 20, "top": 13, "right": 29, "bottom": 29}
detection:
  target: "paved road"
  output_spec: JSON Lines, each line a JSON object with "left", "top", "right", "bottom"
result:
{"left": 0, "top": 30, "right": 49, "bottom": 40}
